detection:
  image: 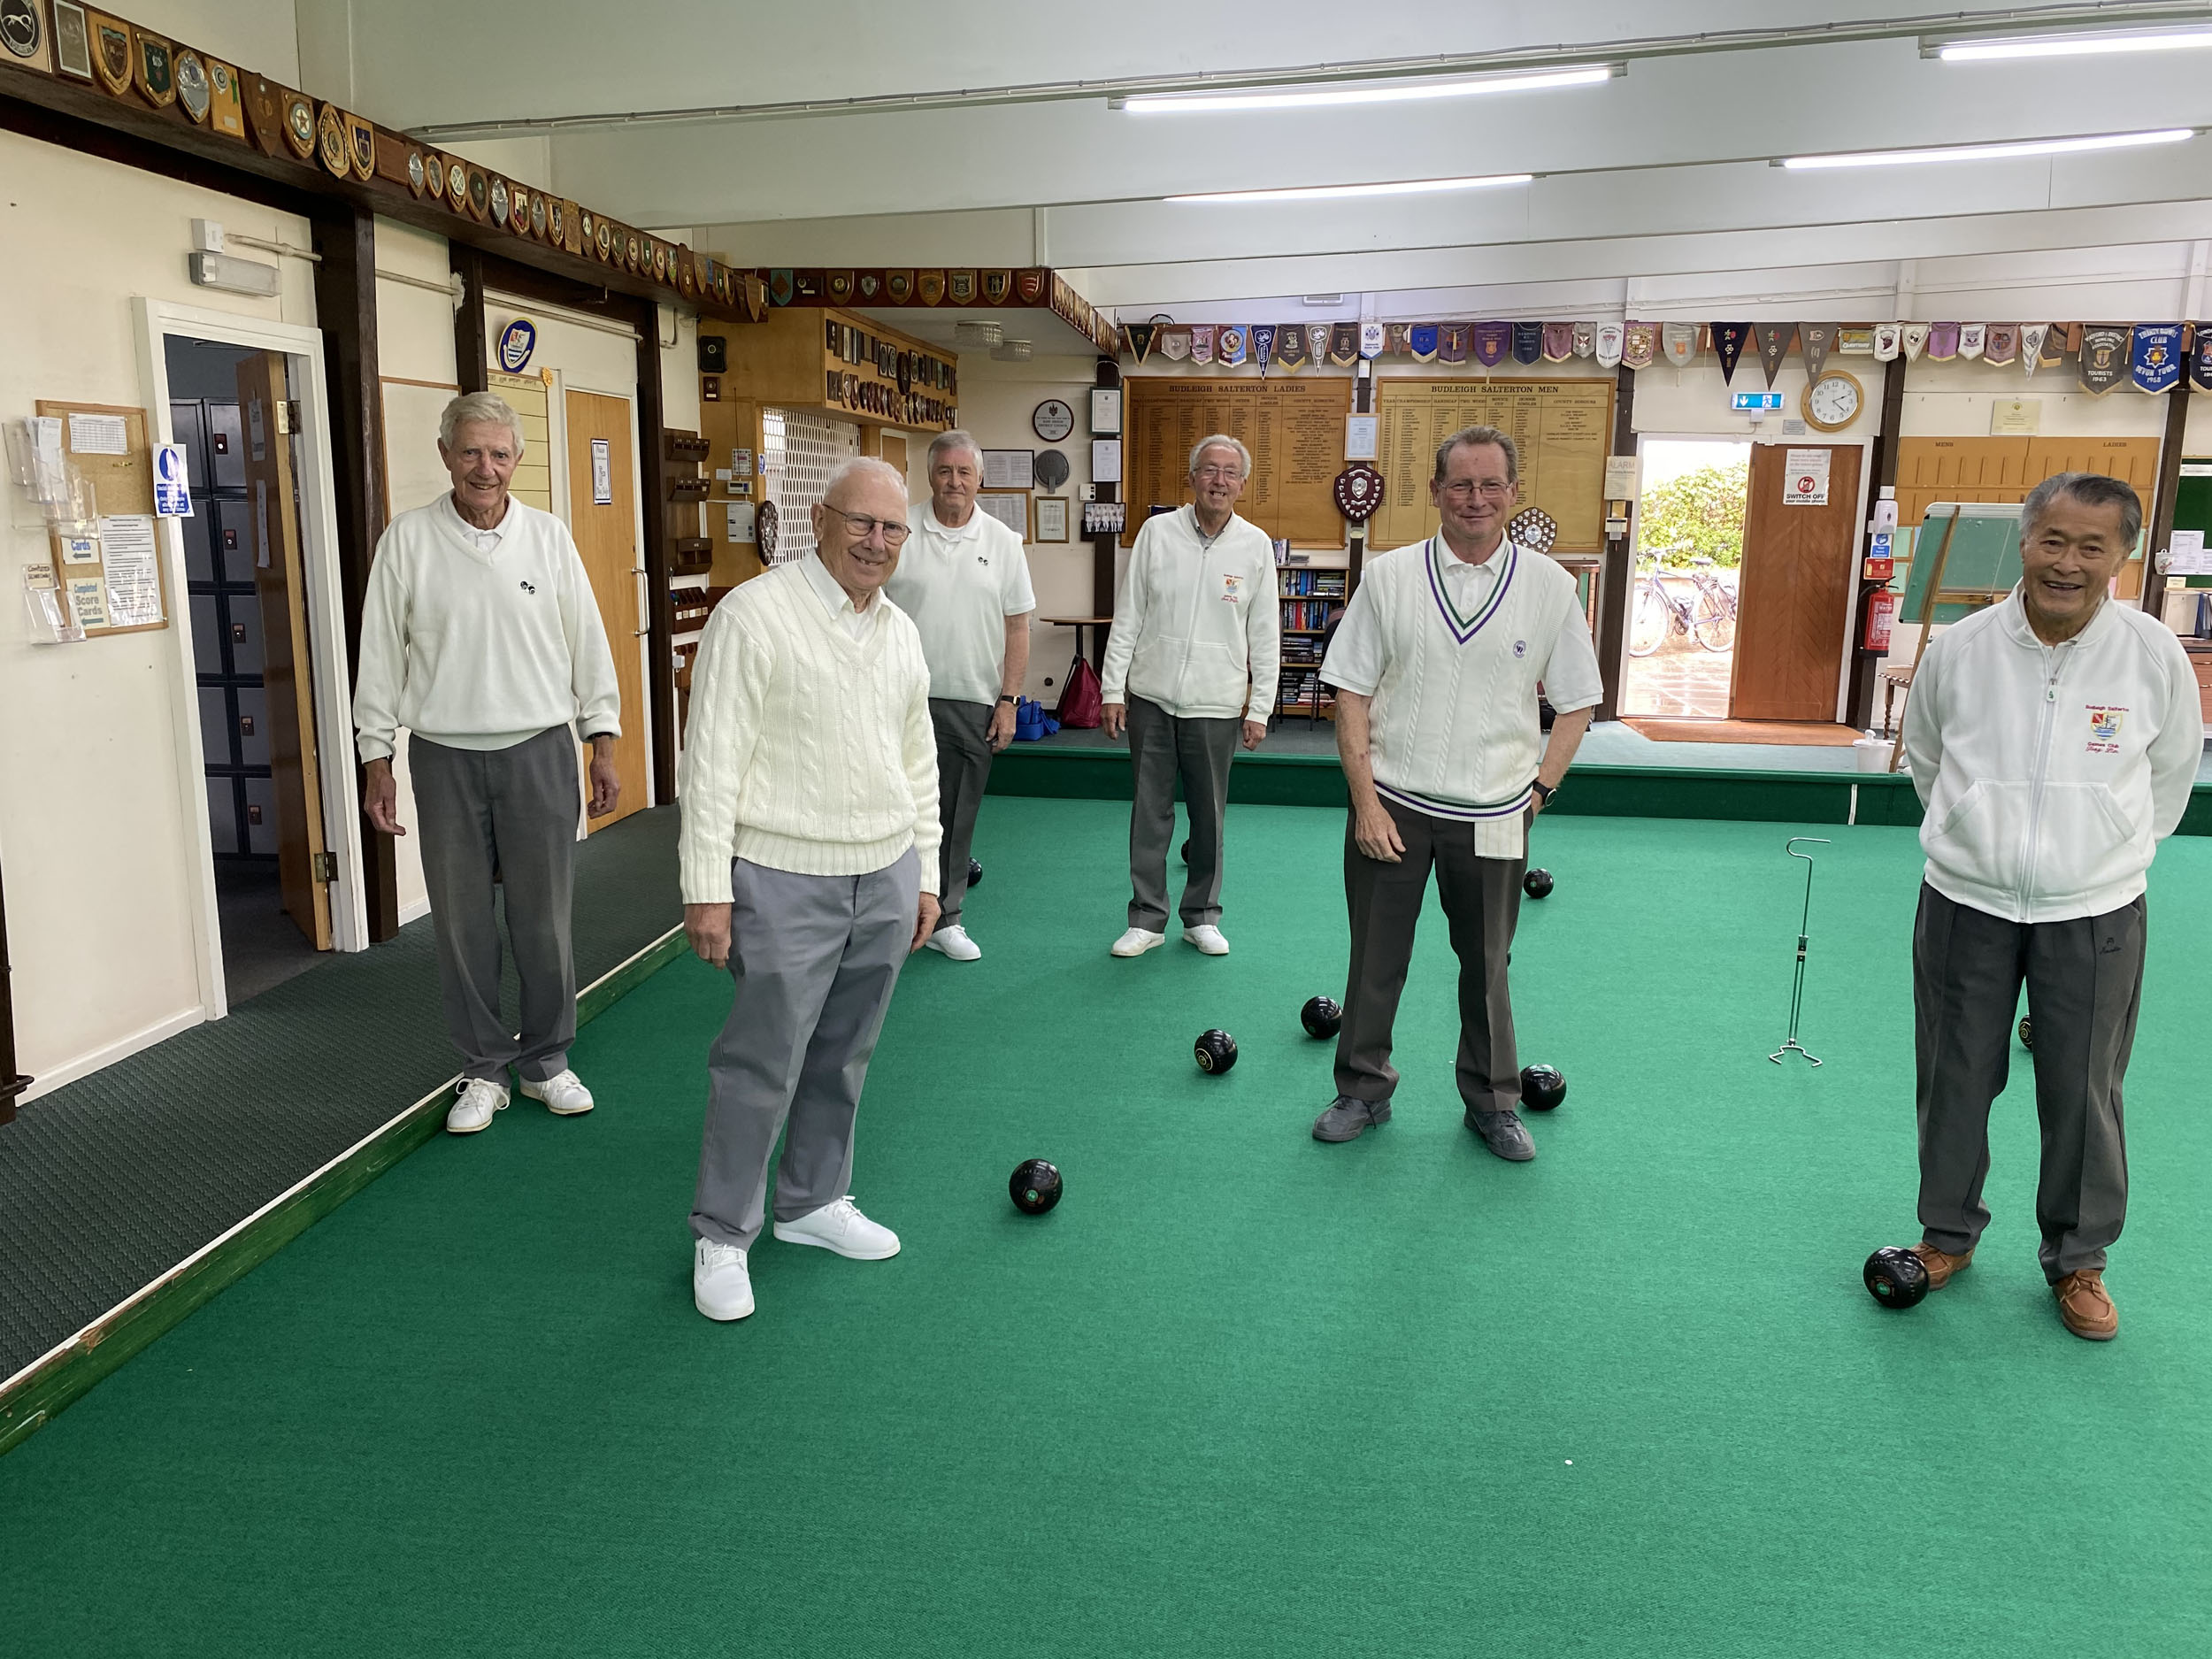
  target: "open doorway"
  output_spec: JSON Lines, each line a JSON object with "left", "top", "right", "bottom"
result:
{"left": 1621, "top": 438, "right": 1748, "bottom": 718}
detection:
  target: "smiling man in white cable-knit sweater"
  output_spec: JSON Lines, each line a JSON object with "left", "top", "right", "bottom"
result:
{"left": 678, "top": 457, "right": 941, "bottom": 1323}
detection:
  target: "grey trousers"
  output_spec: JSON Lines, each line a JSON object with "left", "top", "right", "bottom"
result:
{"left": 929, "top": 697, "right": 995, "bottom": 928}
{"left": 1913, "top": 883, "right": 2145, "bottom": 1281}
{"left": 691, "top": 850, "right": 919, "bottom": 1250}
{"left": 1336, "top": 799, "right": 1525, "bottom": 1114}
{"left": 408, "top": 726, "right": 580, "bottom": 1084}
{"left": 1126, "top": 694, "right": 1239, "bottom": 931}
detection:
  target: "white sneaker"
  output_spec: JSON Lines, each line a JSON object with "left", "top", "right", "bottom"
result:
{"left": 925, "top": 924, "right": 982, "bottom": 961}
{"left": 772, "top": 1195, "right": 901, "bottom": 1260}
{"left": 694, "top": 1238, "right": 755, "bottom": 1321}
{"left": 520, "top": 1068, "right": 595, "bottom": 1115}
{"left": 1110, "top": 926, "right": 1166, "bottom": 957}
{"left": 1183, "top": 924, "right": 1231, "bottom": 956}
{"left": 444, "top": 1077, "right": 508, "bottom": 1134}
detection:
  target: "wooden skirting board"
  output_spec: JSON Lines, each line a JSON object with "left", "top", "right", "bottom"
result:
{"left": 1624, "top": 718, "right": 1863, "bottom": 747}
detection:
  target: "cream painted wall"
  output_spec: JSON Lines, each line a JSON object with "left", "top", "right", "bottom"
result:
{"left": 133, "top": 0, "right": 302, "bottom": 86}
{"left": 2, "top": 129, "right": 319, "bottom": 1101}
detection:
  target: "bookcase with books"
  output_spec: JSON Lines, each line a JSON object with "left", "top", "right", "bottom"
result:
{"left": 1276, "top": 565, "right": 1348, "bottom": 720}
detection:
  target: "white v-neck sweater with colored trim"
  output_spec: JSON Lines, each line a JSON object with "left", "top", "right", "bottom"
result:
{"left": 677, "top": 559, "right": 941, "bottom": 903}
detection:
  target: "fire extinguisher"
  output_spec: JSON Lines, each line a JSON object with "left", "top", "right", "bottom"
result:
{"left": 1863, "top": 588, "right": 1897, "bottom": 653}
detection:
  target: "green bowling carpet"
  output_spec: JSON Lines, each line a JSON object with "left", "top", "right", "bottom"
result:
{"left": 4, "top": 800, "right": 2208, "bottom": 1656}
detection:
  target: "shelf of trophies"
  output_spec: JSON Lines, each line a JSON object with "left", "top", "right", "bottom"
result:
{"left": 663, "top": 428, "right": 720, "bottom": 740}
{"left": 707, "top": 306, "right": 956, "bottom": 436}
{"left": 1276, "top": 564, "right": 1347, "bottom": 720}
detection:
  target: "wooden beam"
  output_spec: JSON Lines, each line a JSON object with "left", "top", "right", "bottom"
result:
{"left": 1844, "top": 352, "right": 1910, "bottom": 728}
{"left": 1089, "top": 356, "right": 1121, "bottom": 669}
{"left": 311, "top": 203, "right": 397, "bottom": 943}
{"left": 450, "top": 244, "right": 488, "bottom": 396}
{"left": 633, "top": 298, "right": 679, "bottom": 806}
{"left": 2142, "top": 376, "right": 2193, "bottom": 613}
{"left": 1594, "top": 363, "right": 1637, "bottom": 722}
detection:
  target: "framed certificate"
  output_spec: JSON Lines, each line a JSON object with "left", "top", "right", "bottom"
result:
{"left": 1034, "top": 497, "right": 1069, "bottom": 543}
{"left": 979, "top": 491, "right": 1030, "bottom": 541}
{"left": 1091, "top": 439, "right": 1122, "bottom": 483}
{"left": 1089, "top": 388, "right": 1122, "bottom": 436}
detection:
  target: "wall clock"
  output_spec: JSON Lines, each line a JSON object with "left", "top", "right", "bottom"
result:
{"left": 1801, "top": 369, "right": 1863, "bottom": 433}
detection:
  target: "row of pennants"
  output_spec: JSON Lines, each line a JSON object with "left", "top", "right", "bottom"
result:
{"left": 1119, "top": 320, "right": 2204, "bottom": 396}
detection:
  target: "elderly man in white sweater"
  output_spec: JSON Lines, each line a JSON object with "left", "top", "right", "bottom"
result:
{"left": 355, "top": 391, "right": 621, "bottom": 1136}
{"left": 1886, "top": 472, "right": 2201, "bottom": 1342}
{"left": 680, "top": 457, "right": 941, "bottom": 1324}
{"left": 1100, "top": 434, "right": 1280, "bottom": 958}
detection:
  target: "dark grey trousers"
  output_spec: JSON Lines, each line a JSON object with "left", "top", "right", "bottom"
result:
{"left": 929, "top": 697, "right": 995, "bottom": 928}
{"left": 1913, "top": 883, "right": 2145, "bottom": 1281}
{"left": 1126, "top": 694, "right": 1238, "bottom": 931}
{"left": 1336, "top": 799, "right": 1525, "bottom": 1113}
{"left": 691, "top": 850, "right": 918, "bottom": 1250}
{"left": 408, "top": 726, "right": 580, "bottom": 1084}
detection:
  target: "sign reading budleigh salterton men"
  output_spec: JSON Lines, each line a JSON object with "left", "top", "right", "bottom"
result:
{"left": 1371, "top": 380, "right": 1616, "bottom": 554}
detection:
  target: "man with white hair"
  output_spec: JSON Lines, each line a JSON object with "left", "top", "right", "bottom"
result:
{"left": 1099, "top": 434, "right": 1279, "bottom": 957}
{"left": 356, "top": 390, "right": 622, "bottom": 1136}
{"left": 680, "top": 457, "right": 941, "bottom": 1323}
{"left": 883, "top": 429, "right": 1035, "bottom": 961}
{"left": 1886, "top": 472, "right": 2200, "bottom": 1341}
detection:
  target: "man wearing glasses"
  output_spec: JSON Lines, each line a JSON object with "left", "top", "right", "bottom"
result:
{"left": 1100, "top": 434, "right": 1281, "bottom": 958}
{"left": 678, "top": 458, "right": 941, "bottom": 1322}
{"left": 884, "top": 430, "right": 1035, "bottom": 962}
{"left": 1311, "top": 426, "right": 1601, "bottom": 1160}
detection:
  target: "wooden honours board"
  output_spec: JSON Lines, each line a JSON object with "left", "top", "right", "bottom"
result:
{"left": 1370, "top": 379, "right": 1615, "bottom": 553}
{"left": 1123, "top": 377, "right": 1354, "bottom": 547}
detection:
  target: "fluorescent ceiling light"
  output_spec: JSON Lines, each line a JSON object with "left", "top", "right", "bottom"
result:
{"left": 1780, "top": 128, "right": 2192, "bottom": 169}
{"left": 1932, "top": 28, "right": 2212, "bottom": 62}
{"left": 1121, "top": 65, "right": 1616, "bottom": 114}
{"left": 1167, "top": 173, "right": 1533, "bottom": 204}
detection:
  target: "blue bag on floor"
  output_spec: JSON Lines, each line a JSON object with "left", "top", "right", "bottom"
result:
{"left": 1013, "top": 696, "right": 1057, "bottom": 741}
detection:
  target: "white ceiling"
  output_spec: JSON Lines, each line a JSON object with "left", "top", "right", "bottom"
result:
{"left": 291, "top": 0, "right": 2212, "bottom": 321}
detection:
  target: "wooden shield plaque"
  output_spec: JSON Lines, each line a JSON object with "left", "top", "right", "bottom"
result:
{"left": 173, "top": 50, "right": 211, "bottom": 123}
{"left": 283, "top": 91, "right": 317, "bottom": 160}
{"left": 3, "top": 0, "right": 56, "bottom": 75}
{"left": 346, "top": 111, "right": 374, "bottom": 180}
{"left": 561, "top": 201, "right": 581, "bottom": 256}
{"left": 206, "top": 58, "right": 245, "bottom": 139}
{"left": 373, "top": 129, "right": 412, "bottom": 187}
{"left": 88, "top": 11, "right": 130, "bottom": 95}
{"left": 315, "top": 104, "right": 348, "bottom": 176}
{"left": 242, "top": 72, "right": 284, "bottom": 155}
{"left": 132, "top": 28, "right": 173, "bottom": 108}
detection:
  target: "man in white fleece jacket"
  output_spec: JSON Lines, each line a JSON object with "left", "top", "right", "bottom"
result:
{"left": 355, "top": 392, "right": 621, "bottom": 1137}
{"left": 1099, "top": 434, "right": 1280, "bottom": 958}
{"left": 678, "top": 458, "right": 941, "bottom": 1323}
{"left": 1893, "top": 472, "right": 2201, "bottom": 1341}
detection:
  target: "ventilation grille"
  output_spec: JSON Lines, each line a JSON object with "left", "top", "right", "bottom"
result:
{"left": 759, "top": 408, "right": 861, "bottom": 566}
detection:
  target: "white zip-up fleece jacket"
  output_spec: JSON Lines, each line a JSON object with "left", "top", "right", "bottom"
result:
{"left": 1903, "top": 588, "right": 2201, "bottom": 923}
{"left": 1100, "top": 506, "right": 1280, "bottom": 721}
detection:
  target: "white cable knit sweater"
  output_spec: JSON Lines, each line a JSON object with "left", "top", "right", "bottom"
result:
{"left": 677, "top": 558, "right": 942, "bottom": 903}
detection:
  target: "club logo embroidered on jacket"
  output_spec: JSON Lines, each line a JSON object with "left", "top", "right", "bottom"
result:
{"left": 2086, "top": 706, "right": 2125, "bottom": 754}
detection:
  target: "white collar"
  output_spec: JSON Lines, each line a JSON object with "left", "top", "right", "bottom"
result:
{"left": 443, "top": 491, "right": 512, "bottom": 541}
{"left": 802, "top": 550, "right": 875, "bottom": 621}
{"left": 922, "top": 504, "right": 983, "bottom": 541}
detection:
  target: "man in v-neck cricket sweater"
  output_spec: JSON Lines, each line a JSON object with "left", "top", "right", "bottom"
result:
{"left": 356, "top": 392, "right": 622, "bottom": 1137}
{"left": 679, "top": 458, "right": 942, "bottom": 1323}
{"left": 1314, "top": 425, "right": 1602, "bottom": 1160}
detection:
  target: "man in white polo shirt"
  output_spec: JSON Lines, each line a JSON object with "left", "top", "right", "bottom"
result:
{"left": 884, "top": 429, "right": 1034, "bottom": 962}
{"left": 1099, "top": 434, "right": 1280, "bottom": 958}
{"left": 679, "top": 457, "right": 941, "bottom": 1324}
{"left": 1313, "top": 424, "right": 1601, "bottom": 1161}
{"left": 1886, "top": 472, "right": 2200, "bottom": 1342}
{"left": 355, "top": 391, "right": 621, "bottom": 1137}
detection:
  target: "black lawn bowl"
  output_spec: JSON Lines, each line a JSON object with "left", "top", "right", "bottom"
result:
{"left": 1519, "top": 1064, "right": 1566, "bottom": 1111}
{"left": 1863, "top": 1247, "right": 1930, "bottom": 1310}
{"left": 1194, "top": 1029, "right": 1239, "bottom": 1074}
{"left": 966, "top": 857, "right": 983, "bottom": 889}
{"left": 1301, "top": 996, "right": 1343, "bottom": 1040}
{"left": 1524, "top": 868, "right": 1555, "bottom": 900}
{"left": 2018, "top": 1018, "right": 2033, "bottom": 1051}
{"left": 1010, "top": 1159, "right": 1062, "bottom": 1215}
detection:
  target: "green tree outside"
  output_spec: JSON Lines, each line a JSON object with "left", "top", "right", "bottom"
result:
{"left": 1637, "top": 460, "right": 1749, "bottom": 567}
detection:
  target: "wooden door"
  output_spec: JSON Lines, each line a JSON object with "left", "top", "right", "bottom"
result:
{"left": 1731, "top": 442, "right": 1864, "bottom": 722}
{"left": 565, "top": 390, "right": 647, "bottom": 829}
{"left": 234, "top": 352, "right": 333, "bottom": 949}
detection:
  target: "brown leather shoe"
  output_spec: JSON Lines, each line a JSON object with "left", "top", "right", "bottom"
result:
{"left": 1909, "top": 1241, "right": 1975, "bottom": 1290}
{"left": 2054, "top": 1270, "right": 2118, "bottom": 1341}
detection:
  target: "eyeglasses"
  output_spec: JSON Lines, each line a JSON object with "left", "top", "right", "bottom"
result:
{"left": 822, "top": 505, "right": 911, "bottom": 546}
{"left": 1194, "top": 465, "right": 1245, "bottom": 481}
{"left": 1440, "top": 479, "right": 1515, "bottom": 500}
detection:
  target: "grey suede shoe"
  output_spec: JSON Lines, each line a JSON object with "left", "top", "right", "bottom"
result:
{"left": 1466, "top": 1109, "right": 1536, "bottom": 1161}
{"left": 1312, "top": 1096, "right": 1391, "bottom": 1142}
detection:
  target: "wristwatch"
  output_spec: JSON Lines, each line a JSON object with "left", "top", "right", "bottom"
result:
{"left": 997, "top": 694, "right": 1017, "bottom": 704}
{"left": 1531, "top": 780, "right": 1555, "bottom": 805}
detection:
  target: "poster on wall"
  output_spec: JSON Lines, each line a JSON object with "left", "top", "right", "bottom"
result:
{"left": 591, "top": 438, "right": 613, "bottom": 505}
{"left": 979, "top": 492, "right": 1030, "bottom": 541}
{"left": 1783, "top": 449, "right": 1832, "bottom": 506}
{"left": 982, "top": 449, "right": 1034, "bottom": 490}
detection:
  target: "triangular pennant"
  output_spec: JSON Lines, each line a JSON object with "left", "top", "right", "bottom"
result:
{"left": 1359, "top": 321, "right": 1386, "bottom": 359}
{"left": 1957, "top": 323, "right": 1985, "bottom": 361}
{"left": 1572, "top": 322, "right": 1596, "bottom": 358}
{"left": 1438, "top": 323, "right": 1470, "bottom": 364}
{"left": 1982, "top": 325, "right": 2018, "bottom": 366}
{"left": 2078, "top": 326, "right": 2128, "bottom": 395}
{"left": 1274, "top": 325, "right": 1308, "bottom": 373}
{"left": 1189, "top": 325, "right": 1215, "bottom": 365}
{"left": 2191, "top": 326, "right": 2212, "bottom": 392}
{"left": 1409, "top": 324, "right": 1439, "bottom": 363}
{"left": 1754, "top": 323, "right": 1793, "bottom": 386}
{"left": 1542, "top": 322, "right": 1573, "bottom": 362}
{"left": 1511, "top": 321, "right": 1543, "bottom": 365}
{"left": 1385, "top": 323, "right": 1409, "bottom": 357}
{"left": 2131, "top": 323, "right": 2183, "bottom": 394}
{"left": 1123, "top": 322, "right": 1156, "bottom": 365}
{"left": 1594, "top": 323, "right": 1624, "bottom": 368}
{"left": 1901, "top": 324, "right": 1930, "bottom": 361}
{"left": 1471, "top": 322, "right": 1510, "bottom": 367}
{"left": 1157, "top": 326, "right": 1191, "bottom": 362}
{"left": 1218, "top": 326, "right": 1247, "bottom": 367}
{"left": 1925, "top": 322, "right": 1959, "bottom": 361}
{"left": 1799, "top": 324, "right": 1835, "bottom": 379}
{"left": 1308, "top": 323, "right": 1331, "bottom": 367}
{"left": 1872, "top": 323, "right": 1901, "bottom": 362}
{"left": 1251, "top": 324, "right": 1276, "bottom": 373}
{"left": 1328, "top": 323, "right": 1359, "bottom": 365}
{"left": 2018, "top": 323, "right": 2047, "bottom": 378}
{"left": 1662, "top": 322, "right": 1697, "bottom": 368}
{"left": 1710, "top": 323, "right": 1750, "bottom": 383}
{"left": 1623, "top": 323, "right": 1656, "bottom": 370}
